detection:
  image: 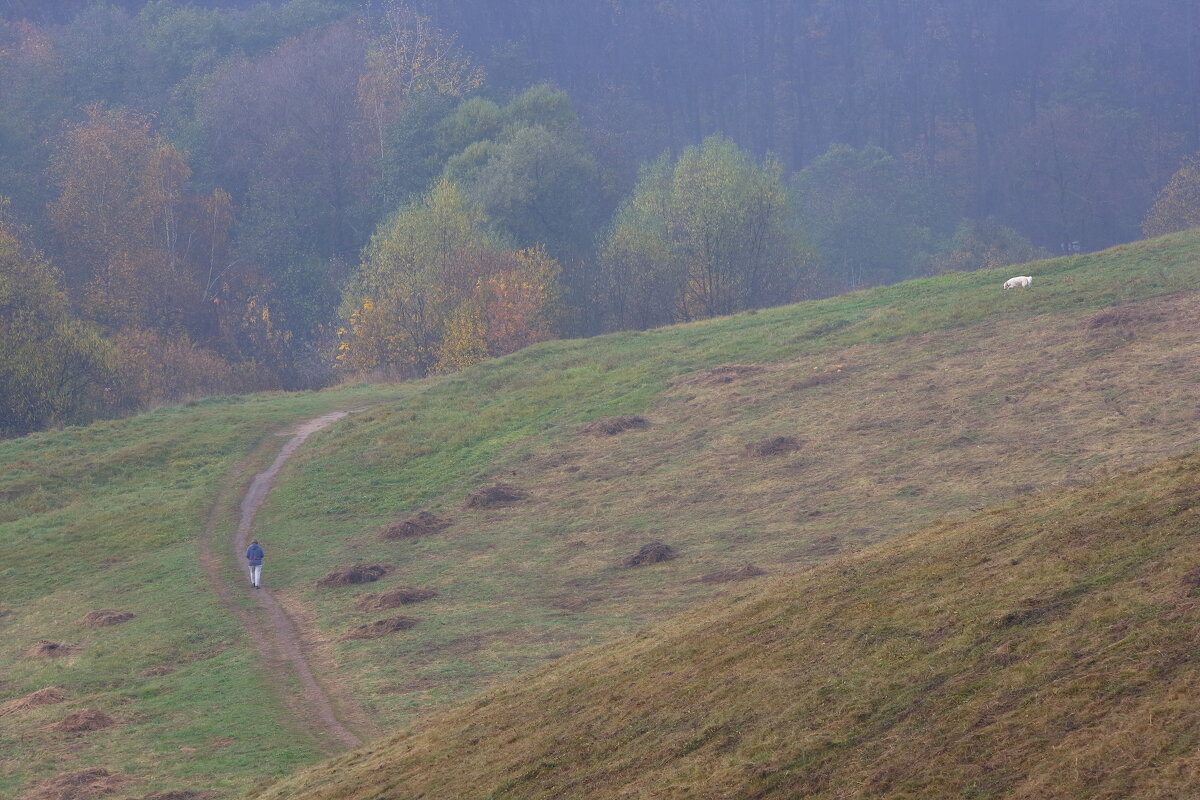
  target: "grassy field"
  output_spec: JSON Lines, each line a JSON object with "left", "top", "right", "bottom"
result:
{"left": 254, "top": 449, "right": 1200, "bottom": 800}
{"left": 0, "top": 385, "right": 402, "bottom": 798}
{"left": 2, "top": 229, "right": 1200, "bottom": 797}
{"left": 252, "top": 230, "right": 1200, "bottom": 734}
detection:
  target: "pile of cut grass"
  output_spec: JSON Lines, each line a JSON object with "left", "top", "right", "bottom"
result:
{"left": 253, "top": 451, "right": 1200, "bottom": 799}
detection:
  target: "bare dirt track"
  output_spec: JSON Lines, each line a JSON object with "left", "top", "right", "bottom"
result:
{"left": 198, "top": 411, "right": 367, "bottom": 752}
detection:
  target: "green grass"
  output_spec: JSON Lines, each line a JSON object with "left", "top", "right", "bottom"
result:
{"left": 0, "top": 385, "right": 401, "bottom": 798}
{"left": 4, "top": 230, "right": 1200, "bottom": 796}
{"left": 250, "top": 230, "right": 1200, "bottom": 735}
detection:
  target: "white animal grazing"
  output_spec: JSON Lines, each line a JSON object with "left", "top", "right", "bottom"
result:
{"left": 1003, "top": 275, "right": 1032, "bottom": 289}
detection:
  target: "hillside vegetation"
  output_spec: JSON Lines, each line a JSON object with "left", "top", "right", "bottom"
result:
{"left": 255, "top": 450, "right": 1200, "bottom": 799}
{"left": 0, "top": 385, "right": 403, "bottom": 798}
{"left": 251, "top": 230, "right": 1200, "bottom": 731}
{"left": 3, "top": 230, "right": 1200, "bottom": 797}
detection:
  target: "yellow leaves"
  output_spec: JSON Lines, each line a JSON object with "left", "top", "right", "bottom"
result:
{"left": 435, "top": 301, "right": 487, "bottom": 374}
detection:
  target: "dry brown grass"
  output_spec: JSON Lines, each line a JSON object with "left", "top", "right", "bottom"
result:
{"left": 50, "top": 708, "right": 116, "bottom": 734}
{"left": 254, "top": 453, "right": 1200, "bottom": 800}
{"left": 465, "top": 483, "right": 529, "bottom": 508}
{"left": 624, "top": 541, "right": 677, "bottom": 566}
{"left": 137, "top": 666, "right": 174, "bottom": 677}
{"left": 742, "top": 435, "right": 802, "bottom": 457}
{"left": 379, "top": 512, "right": 451, "bottom": 540}
{"left": 277, "top": 288, "right": 1200, "bottom": 749}
{"left": 78, "top": 609, "right": 135, "bottom": 627}
{"left": 23, "top": 767, "right": 126, "bottom": 800}
{"left": 315, "top": 564, "right": 392, "bottom": 588}
{"left": 676, "top": 363, "right": 766, "bottom": 386}
{"left": 695, "top": 564, "right": 767, "bottom": 584}
{"left": 25, "top": 640, "right": 80, "bottom": 659}
{"left": 0, "top": 687, "right": 66, "bottom": 717}
{"left": 580, "top": 415, "right": 650, "bottom": 436}
{"left": 354, "top": 587, "right": 437, "bottom": 611}
{"left": 341, "top": 616, "right": 418, "bottom": 641}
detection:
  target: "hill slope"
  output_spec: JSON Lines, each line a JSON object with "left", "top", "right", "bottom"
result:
{"left": 256, "top": 450, "right": 1200, "bottom": 799}
{"left": 250, "top": 231, "right": 1200, "bottom": 732}
{"left": 0, "top": 386, "right": 403, "bottom": 798}
{"left": 3, "top": 230, "right": 1200, "bottom": 797}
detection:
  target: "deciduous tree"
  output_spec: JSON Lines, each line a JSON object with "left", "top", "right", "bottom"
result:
{"left": 599, "top": 136, "right": 807, "bottom": 330}
{"left": 339, "top": 179, "right": 561, "bottom": 375}
{"left": 358, "top": 0, "right": 483, "bottom": 172}
{"left": 0, "top": 212, "right": 113, "bottom": 437}
{"left": 1142, "top": 153, "right": 1200, "bottom": 238}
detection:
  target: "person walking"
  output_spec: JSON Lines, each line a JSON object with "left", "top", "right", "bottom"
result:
{"left": 246, "top": 540, "right": 264, "bottom": 588}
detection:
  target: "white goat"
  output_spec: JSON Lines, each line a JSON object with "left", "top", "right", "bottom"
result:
{"left": 1003, "top": 275, "right": 1032, "bottom": 289}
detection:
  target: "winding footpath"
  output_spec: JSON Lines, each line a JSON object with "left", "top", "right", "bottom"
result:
{"left": 199, "top": 411, "right": 364, "bottom": 752}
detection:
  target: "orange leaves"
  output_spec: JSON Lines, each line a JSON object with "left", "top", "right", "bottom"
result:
{"left": 339, "top": 179, "right": 557, "bottom": 375}
{"left": 49, "top": 105, "right": 189, "bottom": 276}
{"left": 48, "top": 104, "right": 236, "bottom": 341}
{"left": 479, "top": 246, "right": 561, "bottom": 357}
{"left": 338, "top": 181, "right": 563, "bottom": 376}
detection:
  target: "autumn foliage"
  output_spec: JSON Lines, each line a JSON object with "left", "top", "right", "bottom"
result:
{"left": 337, "top": 180, "right": 561, "bottom": 376}
{"left": 4, "top": 2, "right": 1200, "bottom": 435}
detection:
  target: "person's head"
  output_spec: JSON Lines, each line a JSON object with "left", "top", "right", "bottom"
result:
{"left": 251, "top": 540, "right": 258, "bottom": 545}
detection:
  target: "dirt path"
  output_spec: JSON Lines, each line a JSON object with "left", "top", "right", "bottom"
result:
{"left": 199, "top": 411, "right": 366, "bottom": 753}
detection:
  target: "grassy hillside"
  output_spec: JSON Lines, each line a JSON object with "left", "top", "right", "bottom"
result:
{"left": 0, "top": 385, "right": 403, "bottom": 798}
{"left": 251, "top": 231, "right": 1200, "bottom": 731}
{"left": 254, "top": 450, "right": 1200, "bottom": 800}
{"left": 3, "top": 229, "right": 1200, "bottom": 797}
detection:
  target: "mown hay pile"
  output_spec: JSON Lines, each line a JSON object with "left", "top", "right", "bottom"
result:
{"left": 697, "top": 564, "right": 767, "bottom": 584}
{"left": 51, "top": 708, "right": 115, "bottom": 734}
{"left": 79, "top": 609, "right": 135, "bottom": 627}
{"left": 625, "top": 541, "right": 677, "bottom": 567}
{"left": 355, "top": 587, "right": 437, "bottom": 611}
{"left": 24, "top": 767, "right": 125, "bottom": 800}
{"left": 677, "top": 363, "right": 764, "bottom": 387}
{"left": 342, "top": 616, "right": 418, "bottom": 640}
{"left": 26, "top": 640, "right": 79, "bottom": 659}
{"left": 380, "top": 512, "right": 451, "bottom": 540}
{"left": 581, "top": 415, "right": 650, "bottom": 436}
{"left": 791, "top": 370, "right": 851, "bottom": 391}
{"left": 1182, "top": 565, "right": 1200, "bottom": 594}
{"left": 317, "top": 563, "right": 393, "bottom": 588}
{"left": 465, "top": 483, "right": 528, "bottom": 508}
{"left": 743, "top": 435, "right": 802, "bottom": 457}
{"left": 139, "top": 666, "right": 175, "bottom": 677}
{"left": 0, "top": 687, "right": 67, "bottom": 717}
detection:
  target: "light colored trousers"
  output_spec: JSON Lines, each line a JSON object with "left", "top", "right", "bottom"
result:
{"left": 249, "top": 565, "right": 262, "bottom": 587}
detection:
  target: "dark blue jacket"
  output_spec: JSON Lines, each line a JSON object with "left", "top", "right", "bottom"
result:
{"left": 246, "top": 543, "right": 264, "bottom": 566}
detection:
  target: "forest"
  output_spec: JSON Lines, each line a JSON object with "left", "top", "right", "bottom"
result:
{"left": 2, "top": 0, "right": 1199, "bottom": 437}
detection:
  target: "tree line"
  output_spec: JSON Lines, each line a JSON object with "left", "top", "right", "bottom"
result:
{"left": 1, "top": 0, "right": 1198, "bottom": 437}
